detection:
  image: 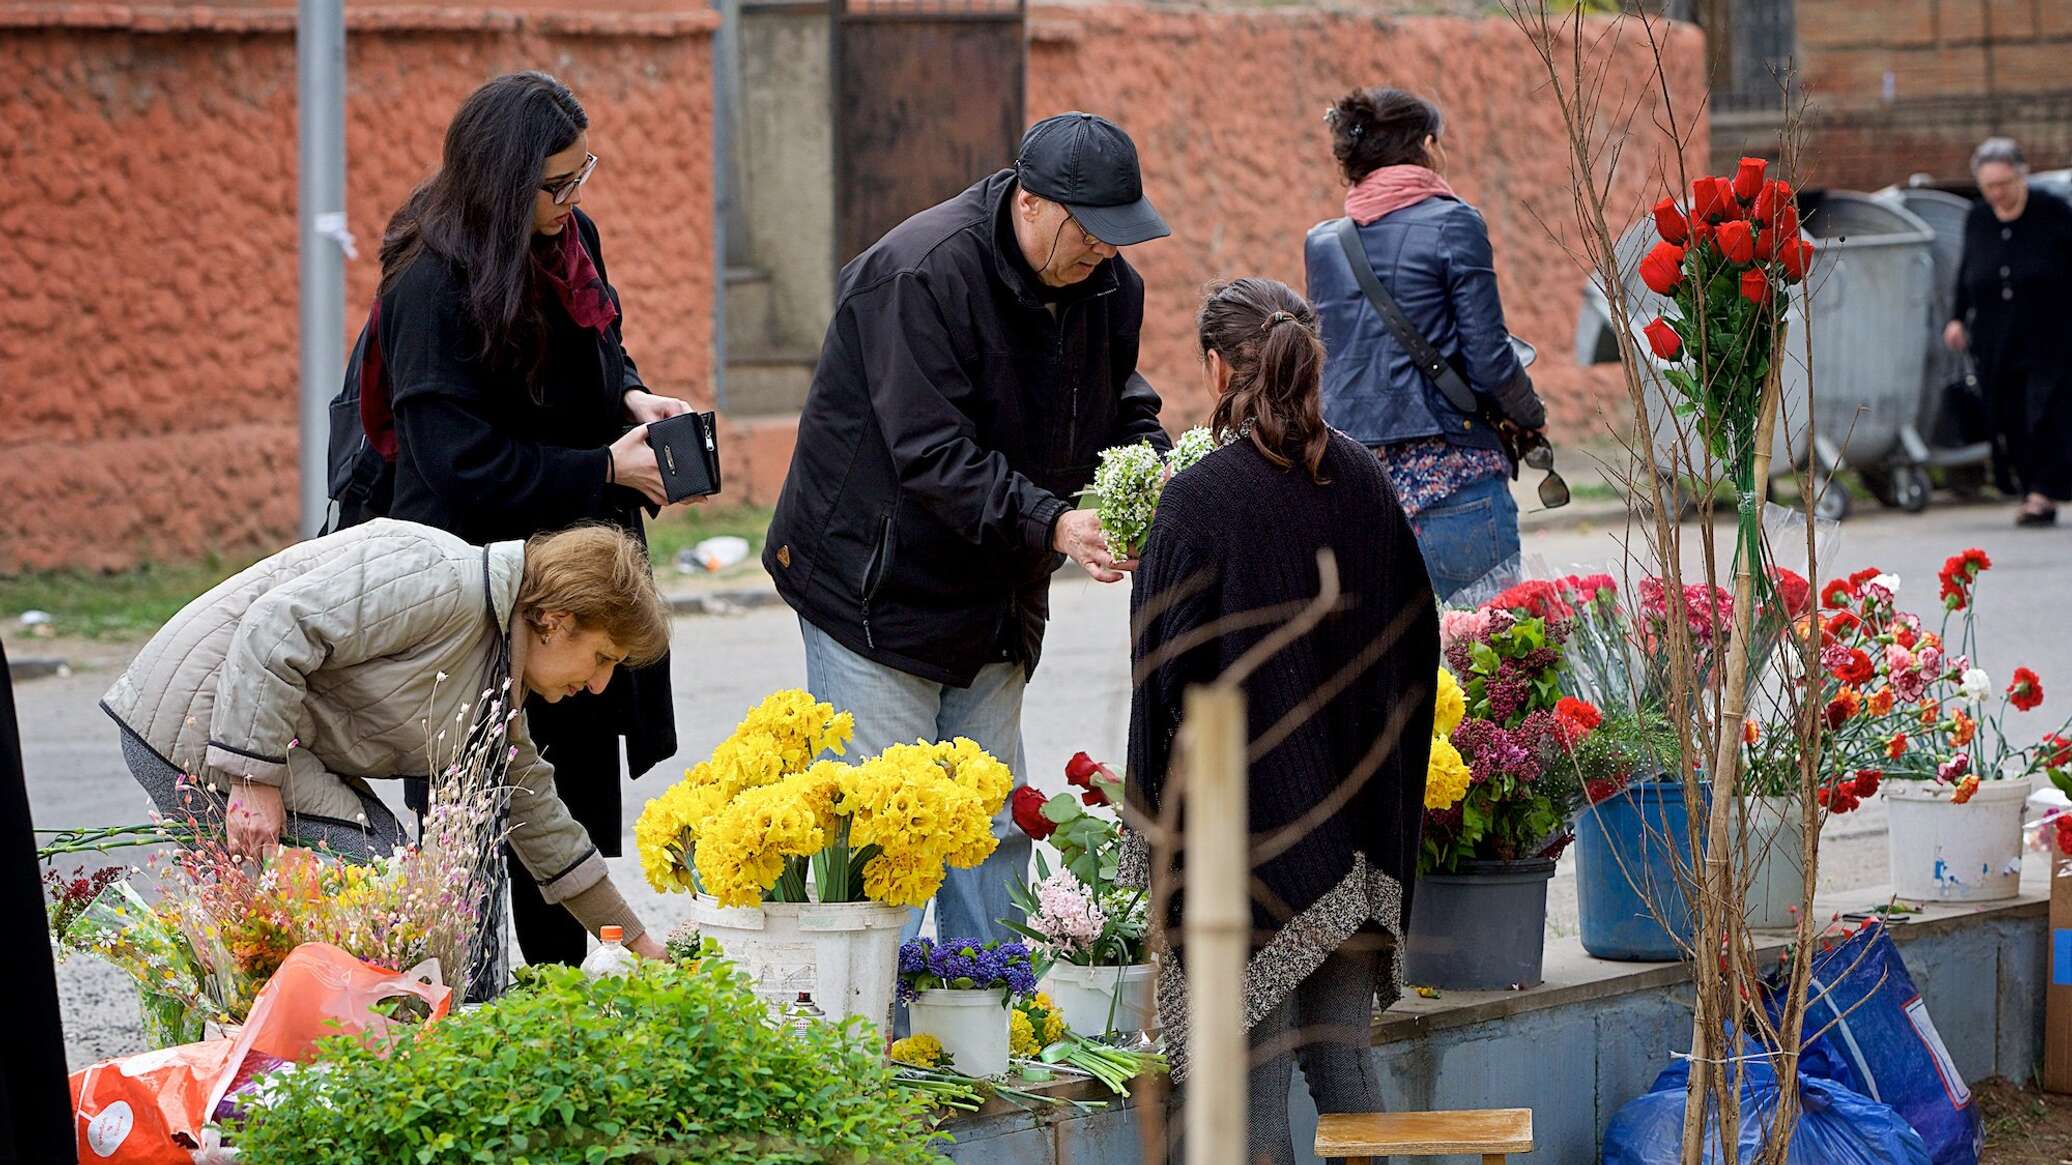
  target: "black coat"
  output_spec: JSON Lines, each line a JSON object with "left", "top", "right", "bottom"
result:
{"left": 1953, "top": 189, "right": 2072, "bottom": 498}
{"left": 0, "top": 637, "right": 76, "bottom": 1164}
{"left": 379, "top": 209, "right": 676, "bottom": 787}
{"left": 763, "top": 171, "right": 1169, "bottom": 688}
{"left": 1127, "top": 432, "right": 1437, "bottom": 970}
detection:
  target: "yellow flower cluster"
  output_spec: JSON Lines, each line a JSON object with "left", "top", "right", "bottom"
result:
{"left": 889, "top": 1033, "right": 945, "bottom": 1068}
{"left": 635, "top": 690, "right": 854, "bottom": 894}
{"left": 839, "top": 739, "right": 1010, "bottom": 907}
{"left": 1010, "top": 992, "right": 1069, "bottom": 1056}
{"left": 634, "top": 689, "right": 1015, "bottom": 909}
{"left": 1425, "top": 668, "right": 1472, "bottom": 811}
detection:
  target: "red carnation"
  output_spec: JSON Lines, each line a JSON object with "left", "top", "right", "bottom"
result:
{"left": 1645, "top": 317, "right": 1683, "bottom": 360}
{"left": 2011, "top": 668, "right": 2045, "bottom": 712}
{"left": 1732, "top": 157, "right": 1768, "bottom": 204}
{"left": 1826, "top": 646, "right": 1875, "bottom": 686}
{"left": 1770, "top": 568, "right": 1811, "bottom": 619}
{"left": 2045, "top": 733, "right": 2072, "bottom": 770}
{"left": 1820, "top": 577, "right": 1857, "bottom": 608}
{"left": 1652, "top": 197, "right": 1690, "bottom": 245}
{"left": 1640, "top": 241, "right": 1687, "bottom": 296}
{"left": 1010, "top": 786, "right": 1055, "bottom": 840}
{"left": 1853, "top": 769, "right": 1883, "bottom": 798}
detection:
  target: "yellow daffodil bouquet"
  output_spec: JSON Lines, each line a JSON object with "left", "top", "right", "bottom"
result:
{"left": 635, "top": 689, "right": 1014, "bottom": 909}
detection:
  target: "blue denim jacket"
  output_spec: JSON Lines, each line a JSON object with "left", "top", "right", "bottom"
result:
{"left": 1304, "top": 196, "right": 1540, "bottom": 449}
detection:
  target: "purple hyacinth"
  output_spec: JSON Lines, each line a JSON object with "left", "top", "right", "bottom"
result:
{"left": 898, "top": 938, "right": 929, "bottom": 976}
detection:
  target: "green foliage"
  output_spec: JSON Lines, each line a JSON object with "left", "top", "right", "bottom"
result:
{"left": 231, "top": 959, "right": 949, "bottom": 1165}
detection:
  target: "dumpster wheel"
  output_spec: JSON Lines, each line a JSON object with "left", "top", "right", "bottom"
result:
{"left": 1812, "top": 475, "right": 1852, "bottom": 523}
{"left": 1862, "top": 465, "right": 1932, "bottom": 513}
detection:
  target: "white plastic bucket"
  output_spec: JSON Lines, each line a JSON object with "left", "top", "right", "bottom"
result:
{"left": 1040, "top": 961, "right": 1157, "bottom": 1037}
{"left": 906, "top": 987, "right": 1011, "bottom": 1077}
{"left": 1883, "top": 776, "right": 2032, "bottom": 902}
{"left": 688, "top": 896, "right": 909, "bottom": 1032}
{"left": 1744, "top": 795, "right": 1810, "bottom": 929}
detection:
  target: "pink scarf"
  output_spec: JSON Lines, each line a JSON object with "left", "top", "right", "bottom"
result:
{"left": 1344, "top": 165, "right": 1457, "bottom": 225}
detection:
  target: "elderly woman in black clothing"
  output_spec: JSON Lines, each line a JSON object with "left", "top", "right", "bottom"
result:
{"left": 1124, "top": 278, "right": 1438, "bottom": 1165}
{"left": 1944, "top": 136, "right": 2072, "bottom": 526}
{"left": 374, "top": 71, "right": 690, "bottom": 967}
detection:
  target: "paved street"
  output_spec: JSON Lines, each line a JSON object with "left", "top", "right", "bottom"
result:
{"left": 21, "top": 497, "right": 2071, "bottom": 1066}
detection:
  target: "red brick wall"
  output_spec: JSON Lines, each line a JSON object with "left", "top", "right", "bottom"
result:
{"left": 0, "top": 5, "right": 716, "bottom": 572}
{"left": 1028, "top": 8, "right": 1710, "bottom": 435}
{"left": 1798, "top": 0, "right": 2072, "bottom": 188}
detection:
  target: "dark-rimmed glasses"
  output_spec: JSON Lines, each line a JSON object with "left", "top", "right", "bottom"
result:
{"left": 541, "top": 153, "right": 599, "bottom": 206}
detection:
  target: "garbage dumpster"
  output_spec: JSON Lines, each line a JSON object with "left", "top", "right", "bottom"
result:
{"left": 1873, "top": 185, "right": 1993, "bottom": 496}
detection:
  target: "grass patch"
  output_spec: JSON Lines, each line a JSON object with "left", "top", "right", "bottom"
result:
{"left": 0, "top": 553, "right": 264, "bottom": 641}
{"left": 0, "top": 504, "right": 780, "bottom": 642}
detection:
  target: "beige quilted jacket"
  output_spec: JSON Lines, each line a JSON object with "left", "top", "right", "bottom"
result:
{"left": 102, "top": 519, "right": 643, "bottom": 939}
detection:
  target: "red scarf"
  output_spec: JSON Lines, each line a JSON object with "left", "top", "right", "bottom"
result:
{"left": 1344, "top": 165, "right": 1457, "bottom": 225}
{"left": 531, "top": 223, "right": 621, "bottom": 333}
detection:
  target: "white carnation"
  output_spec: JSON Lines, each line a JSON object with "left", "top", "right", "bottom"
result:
{"left": 1960, "top": 668, "right": 1992, "bottom": 703}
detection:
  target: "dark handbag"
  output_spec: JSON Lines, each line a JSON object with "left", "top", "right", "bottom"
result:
{"left": 645, "top": 410, "right": 722, "bottom": 502}
{"left": 1332, "top": 217, "right": 1536, "bottom": 476}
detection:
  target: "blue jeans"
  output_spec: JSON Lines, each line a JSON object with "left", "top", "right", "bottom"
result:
{"left": 1410, "top": 474, "right": 1521, "bottom": 603}
{"left": 797, "top": 616, "right": 1032, "bottom": 946}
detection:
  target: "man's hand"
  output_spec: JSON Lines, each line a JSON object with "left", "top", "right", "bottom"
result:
{"left": 1054, "top": 510, "right": 1132, "bottom": 583}
{"left": 225, "top": 780, "right": 286, "bottom": 861}
{"left": 623, "top": 389, "right": 692, "bottom": 425}
{"left": 628, "top": 931, "right": 666, "bottom": 959}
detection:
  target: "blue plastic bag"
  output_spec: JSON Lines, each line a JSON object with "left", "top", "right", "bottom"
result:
{"left": 1770, "top": 924, "right": 1982, "bottom": 1165}
{"left": 1602, "top": 1057, "right": 1932, "bottom": 1164}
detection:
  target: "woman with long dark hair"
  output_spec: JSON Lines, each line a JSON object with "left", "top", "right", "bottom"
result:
{"left": 1306, "top": 86, "right": 1547, "bottom": 600}
{"left": 1124, "top": 278, "right": 1438, "bottom": 1164}
{"left": 375, "top": 71, "right": 684, "bottom": 967}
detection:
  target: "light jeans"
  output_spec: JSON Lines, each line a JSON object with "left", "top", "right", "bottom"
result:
{"left": 797, "top": 616, "right": 1032, "bottom": 947}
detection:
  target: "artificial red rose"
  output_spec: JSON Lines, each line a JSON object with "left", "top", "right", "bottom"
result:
{"left": 1740, "top": 267, "right": 1772, "bottom": 304}
{"left": 1652, "top": 196, "right": 1690, "bottom": 244}
{"left": 1644, "top": 317, "right": 1683, "bottom": 360}
{"left": 1692, "top": 221, "right": 1718, "bottom": 250}
{"left": 2010, "top": 667, "right": 2045, "bottom": 711}
{"left": 1640, "top": 241, "right": 1687, "bottom": 295}
{"left": 1753, "top": 228, "right": 1778, "bottom": 262}
{"left": 1690, "top": 177, "right": 1726, "bottom": 222}
{"left": 1779, "top": 238, "right": 1815, "bottom": 283}
{"left": 1064, "top": 751, "right": 1101, "bottom": 788}
{"left": 1010, "top": 786, "right": 1055, "bottom": 840}
{"left": 1718, "top": 220, "right": 1757, "bottom": 265}
{"left": 1732, "top": 157, "right": 1768, "bottom": 204}
{"left": 1752, "top": 180, "right": 1794, "bottom": 226}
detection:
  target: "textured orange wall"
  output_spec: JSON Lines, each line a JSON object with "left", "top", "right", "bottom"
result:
{"left": 1028, "top": 8, "right": 1710, "bottom": 435}
{"left": 0, "top": 8, "right": 715, "bottom": 572}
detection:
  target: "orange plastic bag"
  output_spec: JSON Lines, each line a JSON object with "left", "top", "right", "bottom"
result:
{"left": 70, "top": 1040, "right": 240, "bottom": 1163}
{"left": 202, "top": 941, "right": 451, "bottom": 1116}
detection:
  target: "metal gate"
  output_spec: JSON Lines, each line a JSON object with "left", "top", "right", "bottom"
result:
{"left": 831, "top": 0, "right": 1027, "bottom": 266}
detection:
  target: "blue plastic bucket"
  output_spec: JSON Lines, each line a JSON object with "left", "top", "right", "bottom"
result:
{"left": 1575, "top": 781, "right": 1710, "bottom": 961}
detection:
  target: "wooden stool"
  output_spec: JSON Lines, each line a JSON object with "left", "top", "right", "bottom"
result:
{"left": 1315, "top": 1108, "right": 1535, "bottom": 1164}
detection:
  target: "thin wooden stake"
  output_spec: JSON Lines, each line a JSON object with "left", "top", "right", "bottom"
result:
{"left": 1184, "top": 682, "right": 1248, "bottom": 1165}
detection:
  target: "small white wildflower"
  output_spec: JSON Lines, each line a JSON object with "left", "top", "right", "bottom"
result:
{"left": 436, "top": 671, "right": 450, "bottom": 683}
{"left": 1165, "top": 426, "right": 1216, "bottom": 476}
{"left": 1089, "top": 441, "right": 1166, "bottom": 558}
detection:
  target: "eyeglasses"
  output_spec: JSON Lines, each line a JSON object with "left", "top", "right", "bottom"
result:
{"left": 1064, "top": 213, "right": 1109, "bottom": 251}
{"left": 1521, "top": 436, "right": 1571, "bottom": 510}
{"left": 541, "top": 153, "right": 599, "bottom": 206}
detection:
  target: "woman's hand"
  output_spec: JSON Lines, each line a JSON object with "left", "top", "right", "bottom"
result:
{"left": 225, "top": 780, "right": 286, "bottom": 861}
{"left": 628, "top": 931, "right": 666, "bottom": 960}
{"left": 1943, "top": 320, "right": 1968, "bottom": 353}
{"left": 624, "top": 389, "right": 692, "bottom": 426}
{"left": 607, "top": 425, "right": 670, "bottom": 507}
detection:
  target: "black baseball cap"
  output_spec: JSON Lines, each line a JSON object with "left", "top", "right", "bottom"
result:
{"left": 1015, "top": 112, "right": 1171, "bottom": 247}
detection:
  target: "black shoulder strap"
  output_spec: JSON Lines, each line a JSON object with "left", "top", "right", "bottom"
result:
{"left": 1333, "top": 216, "right": 1481, "bottom": 417}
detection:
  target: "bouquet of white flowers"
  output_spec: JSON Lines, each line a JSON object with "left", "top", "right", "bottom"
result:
{"left": 1083, "top": 428, "right": 1214, "bottom": 558}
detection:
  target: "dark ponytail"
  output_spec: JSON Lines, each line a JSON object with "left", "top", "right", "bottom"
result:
{"left": 1200, "top": 278, "right": 1331, "bottom": 485}
{"left": 1327, "top": 86, "right": 1443, "bottom": 185}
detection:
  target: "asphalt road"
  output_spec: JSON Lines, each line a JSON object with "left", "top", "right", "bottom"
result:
{"left": 20, "top": 498, "right": 2070, "bottom": 1067}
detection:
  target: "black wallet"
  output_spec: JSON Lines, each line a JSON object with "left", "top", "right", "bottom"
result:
{"left": 645, "top": 410, "right": 722, "bottom": 502}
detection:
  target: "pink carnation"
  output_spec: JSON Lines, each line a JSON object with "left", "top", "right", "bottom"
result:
{"left": 1440, "top": 609, "right": 1494, "bottom": 654}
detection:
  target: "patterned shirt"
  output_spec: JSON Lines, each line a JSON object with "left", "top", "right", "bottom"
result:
{"left": 1373, "top": 436, "right": 1508, "bottom": 518}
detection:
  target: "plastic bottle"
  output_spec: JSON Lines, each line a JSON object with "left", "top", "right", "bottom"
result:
{"left": 581, "top": 925, "right": 637, "bottom": 979}
{"left": 789, "top": 991, "right": 825, "bottom": 1038}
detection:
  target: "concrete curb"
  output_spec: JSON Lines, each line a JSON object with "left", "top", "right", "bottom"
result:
{"left": 1518, "top": 500, "right": 1634, "bottom": 535}
{"left": 665, "top": 588, "right": 784, "bottom": 617}
{"left": 8, "top": 657, "right": 72, "bottom": 682}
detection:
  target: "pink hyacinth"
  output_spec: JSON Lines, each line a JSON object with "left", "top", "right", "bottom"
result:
{"left": 1028, "top": 870, "right": 1107, "bottom": 959}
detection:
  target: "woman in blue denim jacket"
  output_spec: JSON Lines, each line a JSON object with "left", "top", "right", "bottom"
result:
{"left": 1305, "top": 87, "right": 1547, "bottom": 601}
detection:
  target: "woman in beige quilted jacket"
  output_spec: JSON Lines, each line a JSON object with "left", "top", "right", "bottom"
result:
{"left": 100, "top": 518, "right": 672, "bottom": 957}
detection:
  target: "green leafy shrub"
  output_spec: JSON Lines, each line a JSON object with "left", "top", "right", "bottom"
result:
{"left": 232, "top": 959, "right": 949, "bottom": 1165}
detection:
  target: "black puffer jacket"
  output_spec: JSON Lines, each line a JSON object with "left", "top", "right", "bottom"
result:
{"left": 764, "top": 171, "right": 1169, "bottom": 686}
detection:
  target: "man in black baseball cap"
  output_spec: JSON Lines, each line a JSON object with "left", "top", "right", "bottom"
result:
{"left": 764, "top": 112, "right": 1170, "bottom": 951}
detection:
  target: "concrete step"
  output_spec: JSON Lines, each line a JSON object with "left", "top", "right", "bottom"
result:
{"left": 722, "top": 351, "right": 815, "bottom": 417}
{"left": 724, "top": 266, "right": 780, "bottom": 353}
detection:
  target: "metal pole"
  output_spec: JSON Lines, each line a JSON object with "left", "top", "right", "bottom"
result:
{"left": 297, "top": 0, "right": 347, "bottom": 539}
